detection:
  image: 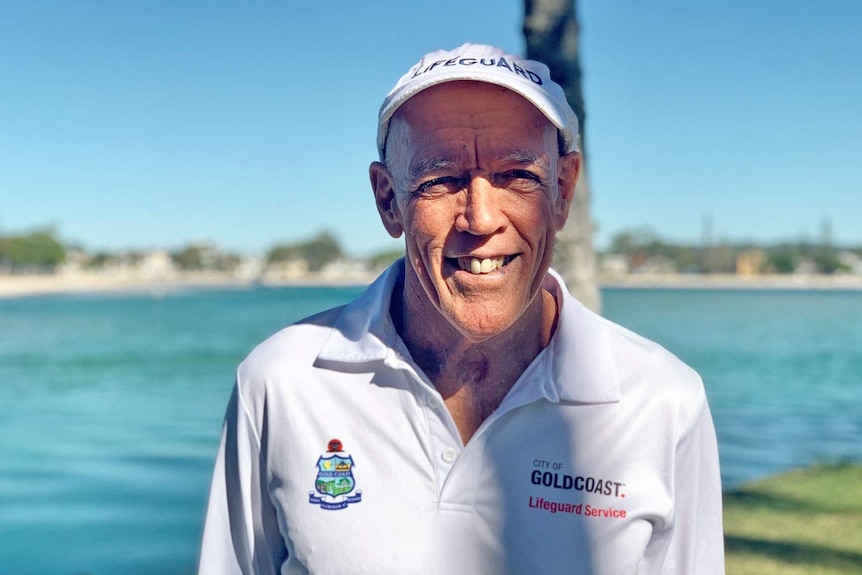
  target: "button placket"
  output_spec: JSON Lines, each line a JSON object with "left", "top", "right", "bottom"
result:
{"left": 421, "top": 392, "right": 463, "bottom": 499}
{"left": 391, "top": 351, "right": 465, "bottom": 498}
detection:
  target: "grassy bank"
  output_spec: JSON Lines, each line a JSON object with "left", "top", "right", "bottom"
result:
{"left": 724, "top": 464, "right": 862, "bottom": 574}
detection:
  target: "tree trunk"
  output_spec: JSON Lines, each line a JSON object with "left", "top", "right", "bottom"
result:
{"left": 524, "top": 0, "right": 600, "bottom": 312}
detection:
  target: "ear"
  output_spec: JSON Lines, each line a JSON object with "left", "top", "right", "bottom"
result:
{"left": 554, "top": 151, "right": 581, "bottom": 231}
{"left": 369, "top": 161, "right": 404, "bottom": 239}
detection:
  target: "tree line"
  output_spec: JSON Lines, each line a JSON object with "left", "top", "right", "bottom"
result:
{"left": 0, "top": 229, "right": 404, "bottom": 274}
{"left": 606, "top": 229, "right": 858, "bottom": 275}
{"left": 0, "top": 229, "right": 66, "bottom": 273}
{"left": 4, "top": 226, "right": 858, "bottom": 276}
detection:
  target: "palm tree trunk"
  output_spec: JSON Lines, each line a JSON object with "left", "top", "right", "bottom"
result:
{"left": 524, "top": 0, "right": 600, "bottom": 312}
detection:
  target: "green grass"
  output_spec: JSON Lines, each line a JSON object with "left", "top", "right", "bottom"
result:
{"left": 723, "top": 464, "right": 862, "bottom": 574}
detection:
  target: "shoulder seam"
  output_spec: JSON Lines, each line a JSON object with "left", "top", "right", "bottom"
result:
{"left": 677, "top": 375, "right": 708, "bottom": 443}
{"left": 235, "top": 370, "right": 263, "bottom": 450}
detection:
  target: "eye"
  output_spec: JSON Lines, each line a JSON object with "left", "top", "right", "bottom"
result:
{"left": 507, "top": 169, "right": 542, "bottom": 182}
{"left": 496, "top": 169, "right": 544, "bottom": 191}
{"left": 413, "top": 175, "right": 468, "bottom": 196}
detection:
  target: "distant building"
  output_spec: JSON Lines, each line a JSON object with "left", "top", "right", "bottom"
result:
{"left": 262, "top": 259, "right": 310, "bottom": 282}
{"left": 599, "top": 253, "right": 630, "bottom": 277}
{"left": 193, "top": 241, "right": 222, "bottom": 269}
{"left": 794, "top": 258, "right": 818, "bottom": 276}
{"left": 138, "top": 250, "right": 177, "bottom": 280}
{"left": 736, "top": 249, "right": 766, "bottom": 276}
{"left": 57, "top": 249, "right": 89, "bottom": 275}
{"left": 234, "top": 255, "right": 266, "bottom": 281}
{"left": 633, "top": 255, "right": 677, "bottom": 275}
{"left": 838, "top": 251, "right": 862, "bottom": 275}
{"left": 319, "top": 258, "right": 375, "bottom": 283}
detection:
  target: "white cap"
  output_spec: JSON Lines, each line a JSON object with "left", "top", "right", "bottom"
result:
{"left": 377, "top": 43, "right": 579, "bottom": 160}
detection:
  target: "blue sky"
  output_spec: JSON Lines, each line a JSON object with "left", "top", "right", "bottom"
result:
{"left": 2, "top": 1, "right": 860, "bottom": 255}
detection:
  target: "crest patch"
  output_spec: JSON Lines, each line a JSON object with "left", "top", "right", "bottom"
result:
{"left": 308, "top": 438, "right": 362, "bottom": 510}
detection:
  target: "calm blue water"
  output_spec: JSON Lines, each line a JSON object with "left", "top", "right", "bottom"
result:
{"left": 1, "top": 286, "right": 860, "bottom": 574}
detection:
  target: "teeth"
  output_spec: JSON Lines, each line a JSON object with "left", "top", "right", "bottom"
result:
{"left": 459, "top": 257, "right": 507, "bottom": 274}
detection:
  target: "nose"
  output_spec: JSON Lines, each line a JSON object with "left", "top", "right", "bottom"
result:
{"left": 454, "top": 176, "right": 507, "bottom": 235}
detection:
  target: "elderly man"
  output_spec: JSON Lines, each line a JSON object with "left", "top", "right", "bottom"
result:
{"left": 199, "top": 44, "right": 724, "bottom": 574}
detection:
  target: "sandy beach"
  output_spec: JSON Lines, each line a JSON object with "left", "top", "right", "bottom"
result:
{"left": 0, "top": 269, "right": 385, "bottom": 299}
{"left": 3, "top": 270, "right": 862, "bottom": 300}
{"left": 600, "top": 272, "right": 862, "bottom": 291}
{"left": 0, "top": 272, "right": 255, "bottom": 299}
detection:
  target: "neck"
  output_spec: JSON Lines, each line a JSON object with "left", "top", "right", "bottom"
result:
{"left": 390, "top": 272, "right": 558, "bottom": 443}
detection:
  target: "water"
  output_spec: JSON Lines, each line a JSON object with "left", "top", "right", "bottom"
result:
{"left": 0, "top": 286, "right": 365, "bottom": 575}
{"left": 603, "top": 288, "right": 862, "bottom": 490}
{"left": 2, "top": 286, "right": 861, "bottom": 574}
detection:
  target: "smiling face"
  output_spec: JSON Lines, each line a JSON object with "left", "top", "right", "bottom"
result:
{"left": 371, "top": 81, "right": 580, "bottom": 343}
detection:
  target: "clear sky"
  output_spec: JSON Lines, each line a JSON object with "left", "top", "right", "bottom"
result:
{"left": 2, "top": 1, "right": 860, "bottom": 256}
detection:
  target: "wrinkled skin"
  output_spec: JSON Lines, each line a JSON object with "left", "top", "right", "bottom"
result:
{"left": 371, "top": 81, "right": 580, "bottom": 348}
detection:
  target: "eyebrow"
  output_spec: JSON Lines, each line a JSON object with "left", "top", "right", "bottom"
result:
{"left": 406, "top": 157, "right": 458, "bottom": 185}
{"left": 404, "top": 149, "right": 550, "bottom": 188}
{"left": 499, "top": 150, "right": 550, "bottom": 168}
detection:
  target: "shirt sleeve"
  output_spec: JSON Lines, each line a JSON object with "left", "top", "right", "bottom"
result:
{"left": 198, "top": 382, "right": 287, "bottom": 575}
{"left": 644, "top": 394, "right": 726, "bottom": 574}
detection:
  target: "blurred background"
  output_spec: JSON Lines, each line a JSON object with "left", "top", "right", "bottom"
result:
{"left": 3, "top": 0, "right": 860, "bottom": 273}
{"left": 1, "top": 1, "right": 860, "bottom": 574}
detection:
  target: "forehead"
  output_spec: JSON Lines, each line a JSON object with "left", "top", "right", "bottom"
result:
{"left": 393, "top": 81, "right": 556, "bottom": 157}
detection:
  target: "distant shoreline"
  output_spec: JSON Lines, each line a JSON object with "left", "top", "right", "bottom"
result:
{"left": 0, "top": 272, "right": 377, "bottom": 300}
{"left": 600, "top": 272, "right": 862, "bottom": 291}
{"left": 3, "top": 271, "right": 862, "bottom": 300}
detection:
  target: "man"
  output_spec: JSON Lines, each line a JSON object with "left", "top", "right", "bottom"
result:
{"left": 199, "top": 44, "right": 724, "bottom": 574}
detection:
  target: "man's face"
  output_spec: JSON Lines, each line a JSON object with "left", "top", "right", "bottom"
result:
{"left": 372, "top": 81, "right": 579, "bottom": 343}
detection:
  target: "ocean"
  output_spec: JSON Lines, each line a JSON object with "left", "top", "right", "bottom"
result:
{"left": 1, "top": 285, "right": 860, "bottom": 574}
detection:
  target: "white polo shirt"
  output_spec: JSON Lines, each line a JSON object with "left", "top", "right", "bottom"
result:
{"left": 199, "top": 263, "right": 724, "bottom": 575}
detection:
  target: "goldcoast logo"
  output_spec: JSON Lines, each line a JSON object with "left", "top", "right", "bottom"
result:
{"left": 528, "top": 461, "right": 629, "bottom": 518}
{"left": 530, "top": 469, "right": 627, "bottom": 499}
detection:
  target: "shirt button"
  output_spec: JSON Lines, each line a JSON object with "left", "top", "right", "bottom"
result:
{"left": 441, "top": 448, "right": 457, "bottom": 463}
{"left": 428, "top": 397, "right": 440, "bottom": 410}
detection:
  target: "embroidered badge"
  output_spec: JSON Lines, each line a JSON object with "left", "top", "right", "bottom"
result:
{"left": 308, "top": 438, "right": 362, "bottom": 510}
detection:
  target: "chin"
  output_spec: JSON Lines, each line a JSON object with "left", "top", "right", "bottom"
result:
{"left": 442, "top": 301, "right": 525, "bottom": 343}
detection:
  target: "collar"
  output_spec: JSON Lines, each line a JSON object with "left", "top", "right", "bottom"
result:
{"left": 317, "top": 261, "right": 620, "bottom": 405}
{"left": 542, "top": 269, "right": 621, "bottom": 404}
{"left": 316, "top": 261, "right": 403, "bottom": 364}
